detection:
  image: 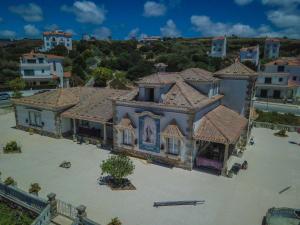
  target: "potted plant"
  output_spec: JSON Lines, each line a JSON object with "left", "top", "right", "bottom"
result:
{"left": 28, "top": 128, "right": 34, "bottom": 135}
{"left": 107, "top": 217, "right": 122, "bottom": 225}
{"left": 3, "top": 141, "right": 21, "bottom": 153}
{"left": 4, "top": 177, "right": 17, "bottom": 186}
{"left": 29, "top": 183, "right": 41, "bottom": 196}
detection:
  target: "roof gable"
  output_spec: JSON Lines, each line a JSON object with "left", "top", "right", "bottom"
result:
{"left": 214, "top": 62, "right": 257, "bottom": 78}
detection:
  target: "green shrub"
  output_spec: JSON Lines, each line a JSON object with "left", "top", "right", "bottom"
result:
{"left": 3, "top": 141, "right": 21, "bottom": 153}
{"left": 107, "top": 217, "right": 122, "bottom": 225}
{"left": 4, "top": 177, "right": 17, "bottom": 186}
{"left": 29, "top": 183, "right": 41, "bottom": 195}
{"left": 256, "top": 110, "right": 300, "bottom": 126}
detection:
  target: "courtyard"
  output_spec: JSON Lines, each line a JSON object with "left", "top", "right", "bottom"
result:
{"left": 0, "top": 110, "right": 299, "bottom": 225}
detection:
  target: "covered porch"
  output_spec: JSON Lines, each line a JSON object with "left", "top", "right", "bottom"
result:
{"left": 193, "top": 105, "right": 248, "bottom": 176}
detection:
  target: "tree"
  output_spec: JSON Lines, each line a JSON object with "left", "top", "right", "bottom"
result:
{"left": 100, "top": 155, "right": 135, "bottom": 185}
{"left": 48, "top": 45, "right": 68, "bottom": 56}
{"left": 109, "top": 71, "right": 129, "bottom": 89}
{"left": 9, "top": 77, "right": 25, "bottom": 98}
{"left": 92, "top": 67, "right": 113, "bottom": 87}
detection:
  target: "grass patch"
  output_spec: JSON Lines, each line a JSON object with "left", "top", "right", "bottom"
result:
{"left": 0, "top": 202, "right": 34, "bottom": 225}
{"left": 255, "top": 110, "right": 300, "bottom": 126}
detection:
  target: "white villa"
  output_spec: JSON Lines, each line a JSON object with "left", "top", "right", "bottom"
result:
{"left": 20, "top": 51, "right": 70, "bottom": 87}
{"left": 264, "top": 38, "right": 280, "bottom": 59}
{"left": 13, "top": 62, "right": 257, "bottom": 175}
{"left": 211, "top": 36, "right": 227, "bottom": 58}
{"left": 240, "top": 45, "right": 260, "bottom": 66}
{"left": 42, "top": 30, "right": 72, "bottom": 51}
{"left": 256, "top": 57, "right": 300, "bottom": 103}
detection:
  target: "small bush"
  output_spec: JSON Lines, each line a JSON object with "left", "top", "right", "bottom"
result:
{"left": 4, "top": 177, "right": 17, "bottom": 186}
{"left": 3, "top": 141, "right": 21, "bottom": 153}
{"left": 29, "top": 183, "right": 41, "bottom": 195}
{"left": 107, "top": 217, "right": 122, "bottom": 225}
{"left": 274, "top": 129, "right": 288, "bottom": 137}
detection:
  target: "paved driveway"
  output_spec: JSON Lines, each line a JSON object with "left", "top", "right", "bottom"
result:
{"left": 0, "top": 112, "right": 299, "bottom": 225}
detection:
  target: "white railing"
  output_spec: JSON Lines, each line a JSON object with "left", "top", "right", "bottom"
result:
{"left": 31, "top": 204, "right": 51, "bottom": 225}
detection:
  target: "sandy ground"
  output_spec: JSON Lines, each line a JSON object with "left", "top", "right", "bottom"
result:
{"left": 0, "top": 112, "right": 299, "bottom": 225}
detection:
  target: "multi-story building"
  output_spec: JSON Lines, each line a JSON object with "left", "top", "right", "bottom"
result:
{"left": 211, "top": 36, "right": 227, "bottom": 58}
{"left": 20, "top": 51, "right": 69, "bottom": 87}
{"left": 13, "top": 62, "right": 257, "bottom": 176}
{"left": 255, "top": 57, "right": 300, "bottom": 102}
{"left": 42, "top": 30, "right": 72, "bottom": 51}
{"left": 240, "top": 45, "right": 260, "bottom": 66}
{"left": 264, "top": 38, "right": 280, "bottom": 59}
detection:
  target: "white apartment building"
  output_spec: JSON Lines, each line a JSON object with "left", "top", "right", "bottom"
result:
{"left": 211, "top": 36, "right": 227, "bottom": 58}
{"left": 264, "top": 38, "right": 280, "bottom": 59}
{"left": 20, "top": 51, "right": 69, "bottom": 87}
{"left": 43, "top": 30, "right": 72, "bottom": 51}
{"left": 255, "top": 57, "right": 300, "bottom": 103}
{"left": 240, "top": 45, "right": 260, "bottom": 66}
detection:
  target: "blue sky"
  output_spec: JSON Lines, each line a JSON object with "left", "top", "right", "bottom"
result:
{"left": 0, "top": 0, "right": 299, "bottom": 40}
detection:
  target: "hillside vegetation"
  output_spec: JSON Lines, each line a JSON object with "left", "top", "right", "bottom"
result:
{"left": 0, "top": 37, "right": 300, "bottom": 89}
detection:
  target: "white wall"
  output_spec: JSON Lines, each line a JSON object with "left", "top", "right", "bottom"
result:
{"left": 219, "top": 79, "right": 248, "bottom": 115}
{"left": 61, "top": 117, "right": 72, "bottom": 133}
{"left": 16, "top": 105, "right": 57, "bottom": 134}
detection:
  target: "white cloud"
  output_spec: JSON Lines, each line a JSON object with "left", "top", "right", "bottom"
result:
{"left": 143, "top": 1, "right": 166, "bottom": 17}
{"left": 0, "top": 30, "right": 16, "bottom": 39}
{"left": 24, "top": 24, "right": 40, "bottom": 36}
{"left": 191, "top": 15, "right": 256, "bottom": 37}
{"left": 93, "top": 27, "right": 111, "bottom": 40}
{"left": 44, "top": 24, "right": 59, "bottom": 31}
{"left": 61, "top": 1, "right": 106, "bottom": 24}
{"left": 262, "top": 0, "right": 300, "bottom": 6}
{"left": 126, "top": 28, "right": 140, "bottom": 39}
{"left": 234, "top": 0, "right": 254, "bottom": 5}
{"left": 160, "top": 19, "right": 181, "bottom": 37}
{"left": 9, "top": 3, "right": 43, "bottom": 22}
{"left": 267, "top": 10, "right": 300, "bottom": 29}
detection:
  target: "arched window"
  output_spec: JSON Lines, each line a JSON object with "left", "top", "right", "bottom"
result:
{"left": 166, "top": 137, "right": 180, "bottom": 155}
{"left": 123, "top": 129, "right": 132, "bottom": 145}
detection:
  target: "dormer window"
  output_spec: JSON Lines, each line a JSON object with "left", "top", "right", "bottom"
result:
{"left": 277, "top": 66, "right": 284, "bottom": 72}
{"left": 145, "top": 88, "right": 155, "bottom": 102}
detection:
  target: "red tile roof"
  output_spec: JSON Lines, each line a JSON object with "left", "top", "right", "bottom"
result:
{"left": 22, "top": 52, "right": 64, "bottom": 60}
{"left": 194, "top": 105, "right": 247, "bottom": 144}
{"left": 214, "top": 61, "right": 257, "bottom": 78}
{"left": 161, "top": 119, "right": 184, "bottom": 138}
{"left": 265, "top": 57, "right": 300, "bottom": 66}
{"left": 43, "top": 30, "right": 72, "bottom": 37}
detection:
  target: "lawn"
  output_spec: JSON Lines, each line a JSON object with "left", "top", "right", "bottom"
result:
{"left": 0, "top": 202, "right": 34, "bottom": 225}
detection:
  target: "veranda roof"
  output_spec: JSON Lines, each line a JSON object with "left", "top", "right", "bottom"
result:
{"left": 194, "top": 105, "right": 247, "bottom": 144}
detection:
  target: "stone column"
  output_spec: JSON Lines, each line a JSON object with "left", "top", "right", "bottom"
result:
{"left": 73, "top": 119, "right": 76, "bottom": 139}
{"left": 103, "top": 123, "right": 107, "bottom": 145}
{"left": 221, "top": 144, "right": 229, "bottom": 176}
{"left": 76, "top": 205, "right": 87, "bottom": 225}
{"left": 47, "top": 193, "right": 57, "bottom": 218}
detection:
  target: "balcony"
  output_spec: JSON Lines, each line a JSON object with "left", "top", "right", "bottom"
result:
{"left": 21, "top": 63, "right": 51, "bottom": 70}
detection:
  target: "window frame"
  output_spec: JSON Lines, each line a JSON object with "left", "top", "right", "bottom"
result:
{"left": 166, "top": 137, "right": 180, "bottom": 155}
{"left": 122, "top": 129, "right": 132, "bottom": 145}
{"left": 28, "top": 111, "right": 42, "bottom": 127}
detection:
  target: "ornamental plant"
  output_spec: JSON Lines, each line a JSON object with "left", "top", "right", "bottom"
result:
{"left": 3, "top": 141, "right": 21, "bottom": 153}
{"left": 107, "top": 217, "right": 122, "bottom": 225}
{"left": 29, "top": 183, "right": 41, "bottom": 195}
{"left": 100, "top": 155, "right": 134, "bottom": 185}
{"left": 4, "top": 177, "right": 17, "bottom": 186}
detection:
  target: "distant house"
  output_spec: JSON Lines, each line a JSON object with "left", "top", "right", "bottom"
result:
{"left": 264, "top": 38, "right": 280, "bottom": 59}
{"left": 20, "top": 51, "right": 70, "bottom": 87}
{"left": 211, "top": 36, "right": 226, "bottom": 58}
{"left": 42, "top": 30, "right": 72, "bottom": 51}
{"left": 140, "top": 36, "right": 162, "bottom": 43}
{"left": 240, "top": 45, "right": 260, "bottom": 66}
{"left": 256, "top": 57, "right": 300, "bottom": 102}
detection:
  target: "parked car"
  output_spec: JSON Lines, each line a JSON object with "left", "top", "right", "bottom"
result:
{"left": 0, "top": 92, "right": 10, "bottom": 100}
{"left": 264, "top": 207, "right": 300, "bottom": 225}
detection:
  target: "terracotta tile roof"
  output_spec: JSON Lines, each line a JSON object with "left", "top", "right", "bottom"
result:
{"left": 214, "top": 61, "right": 257, "bottom": 78}
{"left": 116, "top": 114, "right": 136, "bottom": 130}
{"left": 265, "top": 57, "right": 300, "bottom": 66}
{"left": 136, "top": 72, "right": 181, "bottom": 85}
{"left": 161, "top": 119, "right": 184, "bottom": 138}
{"left": 163, "top": 81, "right": 223, "bottom": 109}
{"left": 61, "top": 88, "right": 130, "bottom": 123}
{"left": 13, "top": 87, "right": 82, "bottom": 110}
{"left": 43, "top": 30, "right": 72, "bottom": 37}
{"left": 194, "top": 105, "right": 247, "bottom": 144}
{"left": 240, "top": 46, "right": 259, "bottom": 51}
{"left": 288, "top": 79, "right": 300, "bottom": 88}
{"left": 22, "top": 52, "right": 64, "bottom": 60}
{"left": 181, "top": 68, "right": 219, "bottom": 82}
{"left": 213, "top": 36, "right": 225, "bottom": 40}
{"left": 63, "top": 71, "right": 71, "bottom": 78}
